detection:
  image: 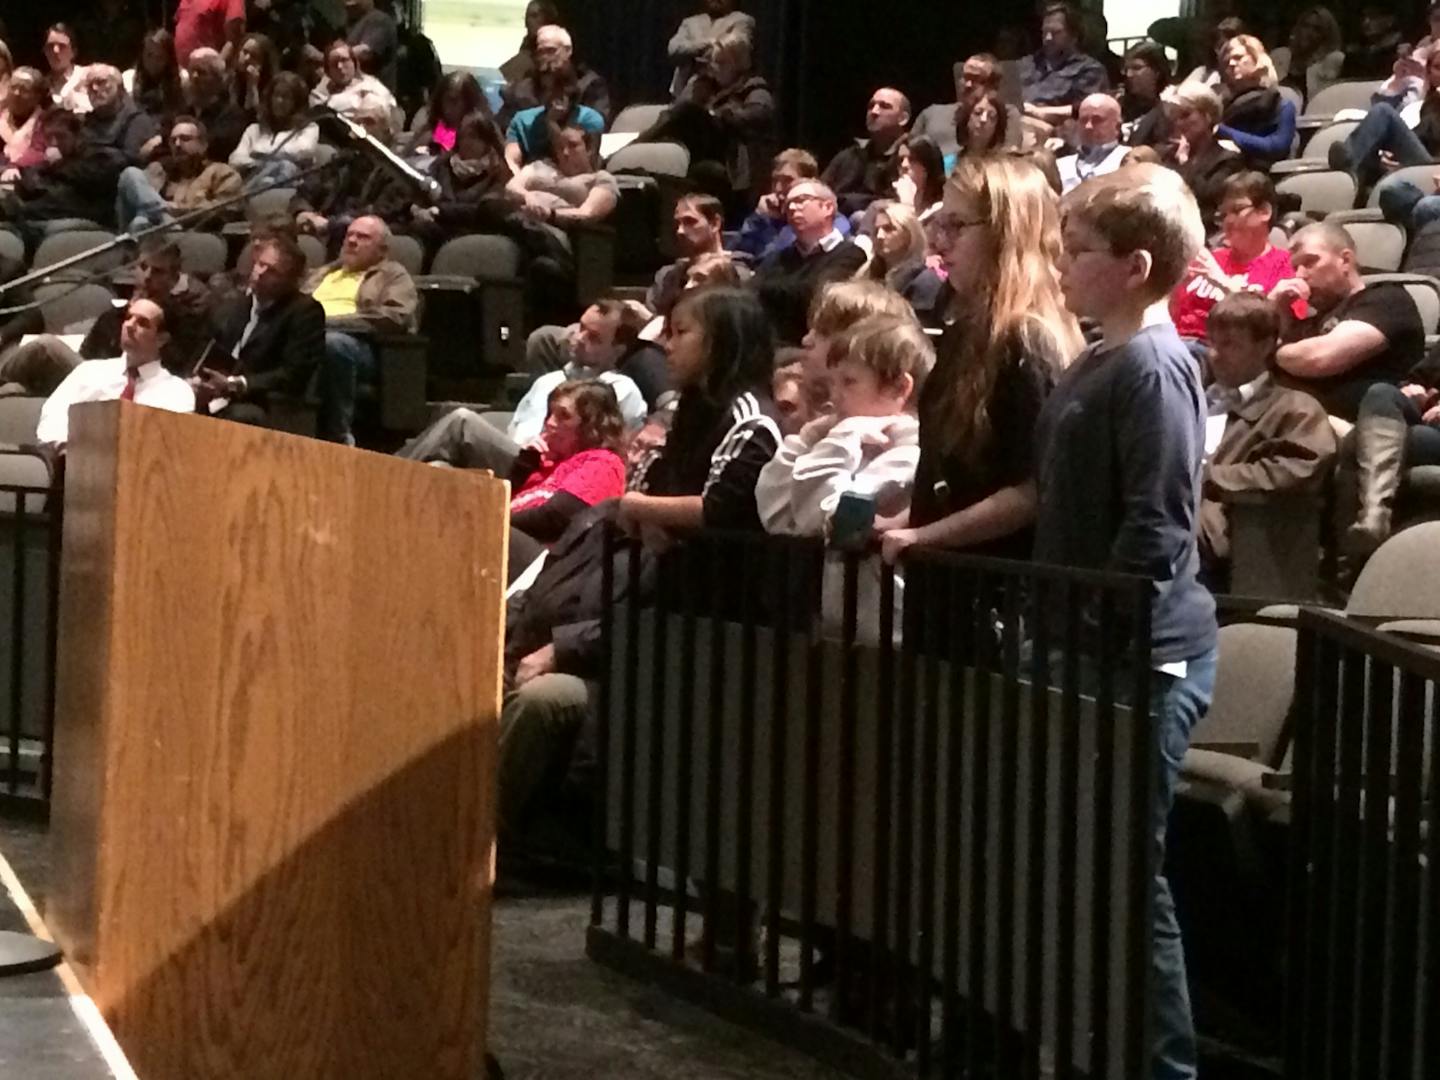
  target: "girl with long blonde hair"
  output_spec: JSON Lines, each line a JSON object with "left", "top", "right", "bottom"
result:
{"left": 880, "top": 153, "right": 1081, "bottom": 563}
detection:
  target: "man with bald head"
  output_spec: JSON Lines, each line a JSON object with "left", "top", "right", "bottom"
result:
{"left": 1057, "top": 93, "right": 1127, "bottom": 192}
{"left": 36, "top": 297, "right": 196, "bottom": 447}
{"left": 303, "top": 214, "right": 419, "bottom": 445}
{"left": 821, "top": 87, "right": 912, "bottom": 217}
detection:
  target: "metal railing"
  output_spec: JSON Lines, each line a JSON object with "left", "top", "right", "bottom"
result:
{"left": 0, "top": 477, "right": 61, "bottom": 818}
{"left": 1286, "top": 608, "right": 1438, "bottom": 1080}
{"left": 588, "top": 529, "right": 1160, "bottom": 1078}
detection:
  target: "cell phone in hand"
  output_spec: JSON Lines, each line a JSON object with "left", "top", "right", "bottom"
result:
{"left": 830, "top": 491, "right": 876, "bottom": 553}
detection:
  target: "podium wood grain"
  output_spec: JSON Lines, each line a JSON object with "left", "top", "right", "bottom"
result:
{"left": 45, "top": 402, "right": 508, "bottom": 1080}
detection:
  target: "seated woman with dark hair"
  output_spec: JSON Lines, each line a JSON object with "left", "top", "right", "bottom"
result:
{"left": 504, "top": 69, "right": 604, "bottom": 170}
{"left": 1272, "top": 6, "right": 1345, "bottom": 104}
{"left": 1120, "top": 40, "right": 1171, "bottom": 146}
{"left": 405, "top": 69, "right": 489, "bottom": 159}
{"left": 125, "top": 29, "right": 186, "bottom": 122}
{"left": 894, "top": 135, "right": 945, "bottom": 221}
{"left": 498, "top": 286, "right": 781, "bottom": 834}
{"left": 232, "top": 33, "right": 280, "bottom": 115}
{"left": 407, "top": 111, "right": 512, "bottom": 249}
{"left": 310, "top": 39, "right": 396, "bottom": 121}
{"left": 230, "top": 72, "right": 320, "bottom": 186}
{"left": 508, "top": 379, "right": 629, "bottom": 569}
{"left": 1214, "top": 34, "right": 1296, "bottom": 170}
{"left": 946, "top": 90, "right": 1008, "bottom": 172}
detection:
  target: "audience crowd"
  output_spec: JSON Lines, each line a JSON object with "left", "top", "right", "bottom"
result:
{"left": 7, "top": 6, "right": 1440, "bottom": 1077}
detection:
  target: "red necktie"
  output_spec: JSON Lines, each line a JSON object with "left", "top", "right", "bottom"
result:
{"left": 121, "top": 367, "right": 138, "bottom": 402}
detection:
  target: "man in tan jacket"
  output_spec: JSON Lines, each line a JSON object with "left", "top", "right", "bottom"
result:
{"left": 113, "top": 115, "right": 243, "bottom": 233}
{"left": 303, "top": 214, "right": 418, "bottom": 444}
{"left": 1200, "top": 292, "right": 1338, "bottom": 582}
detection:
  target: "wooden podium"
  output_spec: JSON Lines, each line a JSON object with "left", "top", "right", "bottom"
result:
{"left": 43, "top": 402, "right": 508, "bottom": 1080}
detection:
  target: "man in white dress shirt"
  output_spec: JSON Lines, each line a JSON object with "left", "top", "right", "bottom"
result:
{"left": 36, "top": 298, "right": 197, "bottom": 446}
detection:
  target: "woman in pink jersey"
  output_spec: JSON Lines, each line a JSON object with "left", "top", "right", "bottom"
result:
{"left": 1170, "top": 170, "right": 1301, "bottom": 343}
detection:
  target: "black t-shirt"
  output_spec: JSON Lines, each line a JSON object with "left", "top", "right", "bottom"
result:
{"left": 909, "top": 331, "right": 1054, "bottom": 559}
{"left": 1284, "top": 282, "right": 1424, "bottom": 420}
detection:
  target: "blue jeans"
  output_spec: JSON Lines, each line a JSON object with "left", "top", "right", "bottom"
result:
{"left": 114, "top": 165, "right": 173, "bottom": 235}
{"left": 1381, "top": 179, "right": 1440, "bottom": 234}
{"left": 318, "top": 330, "right": 376, "bottom": 445}
{"left": 1149, "top": 647, "right": 1218, "bottom": 1080}
{"left": 1341, "top": 103, "right": 1434, "bottom": 186}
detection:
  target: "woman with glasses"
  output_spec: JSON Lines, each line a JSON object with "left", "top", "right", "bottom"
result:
{"left": 879, "top": 153, "right": 1082, "bottom": 564}
{"left": 1169, "top": 171, "right": 1298, "bottom": 347}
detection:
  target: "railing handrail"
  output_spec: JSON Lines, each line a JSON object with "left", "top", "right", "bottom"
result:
{"left": 1298, "top": 604, "right": 1440, "bottom": 679}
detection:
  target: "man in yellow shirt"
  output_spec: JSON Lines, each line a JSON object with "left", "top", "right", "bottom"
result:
{"left": 302, "top": 214, "right": 418, "bottom": 444}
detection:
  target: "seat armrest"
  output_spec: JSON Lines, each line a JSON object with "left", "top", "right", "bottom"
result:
{"left": 568, "top": 223, "right": 616, "bottom": 308}
{"left": 1190, "top": 741, "right": 1262, "bottom": 759}
{"left": 417, "top": 274, "right": 482, "bottom": 294}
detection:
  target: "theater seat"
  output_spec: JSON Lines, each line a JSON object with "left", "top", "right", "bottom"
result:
{"left": 34, "top": 282, "right": 117, "bottom": 335}
{"left": 1299, "top": 79, "right": 1381, "bottom": 127}
{"left": 1275, "top": 170, "right": 1356, "bottom": 216}
{"left": 31, "top": 231, "right": 127, "bottom": 281}
{"left": 173, "top": 231, "right": 228, "bottom": 278}
{"left": 418, "top": 235, "right": 526, "bottom": 373}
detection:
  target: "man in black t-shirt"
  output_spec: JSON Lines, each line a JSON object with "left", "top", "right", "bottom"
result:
{"left": 1271, "top": 222, "right": 1425, "bottom": 558}
{"left": 1271, "top": 222, "right": 1424, "bottom": 422}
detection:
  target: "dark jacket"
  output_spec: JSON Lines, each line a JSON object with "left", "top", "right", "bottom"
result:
{"left": 211, "top": 289, "right": 326, "bottom": 401}
{"left": 427, "top": 153, "right": 511, "bottom": 230}
{"left": 80, "top": 279, "right": 213, "bottom": 373}
{"left": 11, "top": 144, "right": 127, "bottom": 226}
{"left": 81, "top": 99, "right": 159, "bottom": 165}
{"left": 1171, "top": 139, "right": 1244, "bottom": 233}
{"left": 500, "top": 64, "right": 611, "bottom": 127}
{"left": 821, "top": 136, "right": 904, "bottom": 216}
{"left": 192, "top": 97, "right": 251, "bottom": 164}
{"left": 752, "top": 237, "right": 868, "bottom": 345}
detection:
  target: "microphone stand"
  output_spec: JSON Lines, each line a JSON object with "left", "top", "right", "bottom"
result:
{"left": 0, "top": 152, "right": 357, "bottom": 302}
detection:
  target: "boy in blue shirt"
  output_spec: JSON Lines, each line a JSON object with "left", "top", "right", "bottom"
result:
{"left": 1042, "top": 163, "right": 1217, "bottom": 1080}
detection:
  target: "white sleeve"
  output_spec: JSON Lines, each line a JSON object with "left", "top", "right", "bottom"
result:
{"left": 506, "top": 373, "right": 558, "bottom": 444}
{"left": 229, "top": 124, "right": 260, "bottom": 169}
{"left": 785, "top": 427, "right": 868, "bottom": 536}
{"left": 668, "top": 15, "right": 709, "bottom": 60}
{"left": 754, "top": 433, "right": 805, "bottom": 534}
{"left": 35, "top": 368, "right": 89, "bottom": 446}
{"left": 604, "top": 372, "right": 648, "bottom": 430}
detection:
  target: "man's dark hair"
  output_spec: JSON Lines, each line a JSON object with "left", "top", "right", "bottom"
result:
{"left": 1220, "top": 170, "right": 1275, "bottom": 211}
{"left": 1042, "top": 3, "right": 1083, "bottom": 39}
{"left": 137, "top": 237, "right": 182, "bottom": 266}
{"left": 254, "top": 233, "right": 307, "bottom": 280}
{"left": 42, "top": 109, "right": 82, "bottom": 136}
{"left": 170, "top": 114, "right": 210, "bottom": 143}
{"left": 47, "top": 22, "right": 77, "bottom": 49}
{"left": 955, "top": 53, "right": 1001, "bottom": 89}
{"left": 678, "top": 192, "right": 725, "bottom": 224}
{"left": 1208, "top": 291, "right": 1280, "bottom": 343}
{"left": 594, "top": 298, "right": 646, "bottom": 350}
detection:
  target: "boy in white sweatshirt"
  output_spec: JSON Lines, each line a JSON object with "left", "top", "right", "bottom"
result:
{"left": 757, "top": 312, "right": 932, "bottom": 536}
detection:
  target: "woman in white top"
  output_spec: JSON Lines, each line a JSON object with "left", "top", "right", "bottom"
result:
{"left": 43, "top": 22, "right": 89, "bottom": 114}
{"left": 309, "top": 39, "right": 395, "bottom": 122}
{"left": 1271, "top": 6, "right": 1345, "bottom": 105}
{"left": 231, "top": 72, "right": 321, "bottom": 187}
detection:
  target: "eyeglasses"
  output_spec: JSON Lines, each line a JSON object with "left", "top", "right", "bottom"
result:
{"left": 1219, "top": 202, "right": 1256, "bottom": 218}
{"left": 786, "top": 193, "right": 826, "bottom": 208}
{"left": 929, "top": 214, "right": 986, "bottom": 239}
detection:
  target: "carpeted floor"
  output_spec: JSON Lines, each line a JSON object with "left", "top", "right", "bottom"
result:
{"left": 0, "top": 818, "right": 841, "bottom": 1080}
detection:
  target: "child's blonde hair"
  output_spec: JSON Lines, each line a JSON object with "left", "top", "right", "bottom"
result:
{"left": 1061, "top": 163, "right": 1204, "bottom": 301}
{"left": 808, "top": 279, "right": 916, "bottom": 339}
{"left": 828, "top": 314, "right": 934, "bottom": 400}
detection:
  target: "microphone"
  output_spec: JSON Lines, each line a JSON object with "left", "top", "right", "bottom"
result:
{"left": 310, "top": 103, "right": 442, "bottom": 203}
